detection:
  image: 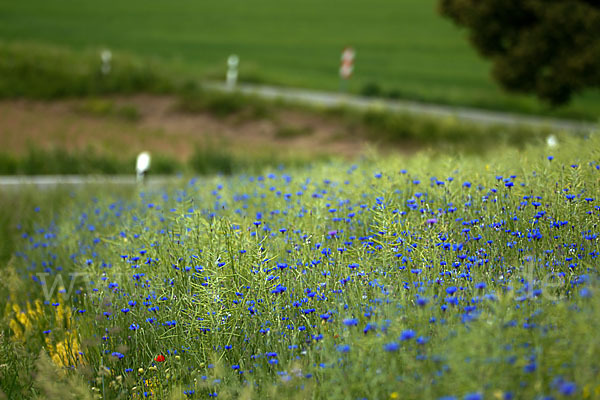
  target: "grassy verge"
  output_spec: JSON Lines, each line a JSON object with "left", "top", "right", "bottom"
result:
{"left": 0, "top": 147, "right": 180, "bottom": 175}
{"left": 0, "top": 41, "right": 176, "bottom": 99}
{"left": 0, "top": 145, "right": 330, "bottom": 176}
{"left": 330, "top": 106, "right": 559, "bottom": 152}
{"left": 175, "top": 88, "right": 580, "bottom": 153}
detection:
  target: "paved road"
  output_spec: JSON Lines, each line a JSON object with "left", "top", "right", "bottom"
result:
{"left": 0, "top": 175, "right": 181, "bottom": 189}
{"left": 206, "top": 82, "right": 598, "bottom": 133}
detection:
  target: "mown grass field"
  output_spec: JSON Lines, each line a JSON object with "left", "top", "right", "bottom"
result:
{"left": 1, "top": 134, "right": 600, "bottom": 399}
{"left": 0, "top": 0, "right": 599, "bottom": 119}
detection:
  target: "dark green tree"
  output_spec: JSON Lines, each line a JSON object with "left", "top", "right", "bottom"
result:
{"left": 438, "top": 0, "right": 600, "bottom": 105}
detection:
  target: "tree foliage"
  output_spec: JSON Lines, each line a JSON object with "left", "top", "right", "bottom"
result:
{"left": 438, "top": 0, "right": 600, "bottom": 105}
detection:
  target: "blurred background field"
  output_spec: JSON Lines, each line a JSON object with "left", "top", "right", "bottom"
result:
{"left": 0, "top": 0, "right": 599, "bottom": 119}
{"left": 1, "top": 41, "right": 570, "bottom": 176}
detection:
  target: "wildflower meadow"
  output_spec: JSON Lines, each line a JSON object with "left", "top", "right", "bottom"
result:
{"left": 2, "top": 134, "right": 600, "bottom": 399}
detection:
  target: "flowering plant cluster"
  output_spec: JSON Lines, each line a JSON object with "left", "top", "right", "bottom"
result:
{"left": 5, "top": 135, "right": 600, "bottom": 399}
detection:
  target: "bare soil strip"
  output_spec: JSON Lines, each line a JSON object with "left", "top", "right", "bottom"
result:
{"left": 0, "top": 95, "right": 382, "bottom": 161}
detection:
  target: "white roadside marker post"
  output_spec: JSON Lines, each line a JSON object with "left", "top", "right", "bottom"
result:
{"left": 226, "top": 54, "right": 239, "bottom": 90}
{"left": 546, "top": 134, "right": 558, "bottom": 148}
{"left": 339, "top": 47, "right": 355, "bottom": 94}
{"left": 101, "top": 49, "right": 112, "bottom": 75}
{"left": 136, "top": 151, "right": 151, "bottom": 183}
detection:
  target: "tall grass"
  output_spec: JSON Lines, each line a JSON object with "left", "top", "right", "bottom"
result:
{"left": 0, "top": 147, "right": 171, "bottom": 175}
{"left": 0, "top": 146, "right": 325, "bottom": 176}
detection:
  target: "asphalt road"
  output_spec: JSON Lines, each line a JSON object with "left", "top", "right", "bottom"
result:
{"left": 206, "top": 82, "right": 598, "bottom": 133}
{"left": 0, "top": 175, "right": 181, "bottom": 189}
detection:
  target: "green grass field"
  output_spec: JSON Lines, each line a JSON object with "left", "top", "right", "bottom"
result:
{"left": 1, "top": 134, "right": 600, "bottom": 399}
{"left": 1, "top": 0, "right": 599, "bottom": 119}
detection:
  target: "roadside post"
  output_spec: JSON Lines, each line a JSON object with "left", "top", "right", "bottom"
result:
{"left": 226, "top": 54, "right": 239, "bottom": 90}
{"left": 136, "top": 151, "right": 151, "bottom": 183}
{"left": 339, "top": 46, "right": 355, "bottom": 93}
{"left": 101, "top": 49, "right": 112, "bottom": 75}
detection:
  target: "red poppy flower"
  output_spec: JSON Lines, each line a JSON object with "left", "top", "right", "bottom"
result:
{"left": 155, "top": 354, "right": 165, "bottom": 362}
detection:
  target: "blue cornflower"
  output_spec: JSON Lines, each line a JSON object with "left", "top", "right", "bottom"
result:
{"left": 446, "top": 286, "right": 457, "bottom": 295}
{"left": 271, "top": 284, "right": 287, "bottom": 294}
{"left": 524, "top": 362, "right": 537, "bottom": 373}
{"left": 336, "top": 344, "right": 350, "bottom": 353}
{"left": 446, "top": 296, "right": 459, "bottom": 306}
{"left": 558, "top": 381, "right": 576, "bottom": 396}
{"left": 416, "top": 297, "right": 429, "bottom": 307}
{"left": 383, "top": 342, "right": 400, "bottom": 352}
{"left": 400, "top": 329, "right": 415, "bottom": 341}
{"left": 111, "top": 352, "right": 124, "bottom": 359}
{"left": 129, "top": 323, "right": 139, "bottom": 331}
{"left": 416, "top": 336, "right": 429, "bottom": 345}
{"left": 463, "top": 393, "right": 482, "bottom": 400}
{"left": 343, "top": 318, "right": 358, "bottom": 326}
{"left": 363, "top": 323, "right": 377, "bottom": 334}
{"left": 121, "top": 308, "right": 130, "bottom": 314}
